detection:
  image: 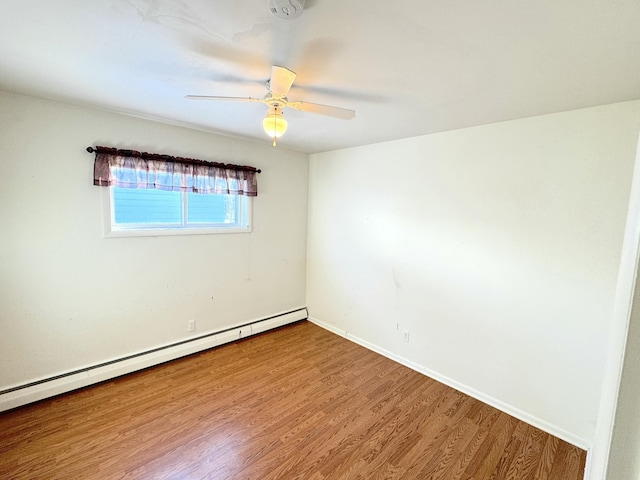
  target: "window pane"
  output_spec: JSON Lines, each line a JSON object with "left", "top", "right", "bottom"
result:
{"left": 113, "top": 187, "right": 181, "bottom": 224}
{"left": 187, "top": 193, "right": 237, "bottom": 224}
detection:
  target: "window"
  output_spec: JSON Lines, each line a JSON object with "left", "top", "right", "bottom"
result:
{"left": 90, "top": 145, "right": 259, "bottom": 238}
{"left": 104, "top": 187, "right": 251, "bottom": 237}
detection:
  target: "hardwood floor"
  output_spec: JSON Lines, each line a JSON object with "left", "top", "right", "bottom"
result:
{"left": 0, "top": 321, "right": 586, "bottom": 479}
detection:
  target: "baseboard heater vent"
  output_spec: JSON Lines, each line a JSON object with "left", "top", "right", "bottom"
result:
{"left": 0, "top": 308, "right": 308, "bottom": 412}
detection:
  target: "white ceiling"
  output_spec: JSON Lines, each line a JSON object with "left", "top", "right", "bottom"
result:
{"left": 1, "top": 0, "right": 639, "bottom": 154}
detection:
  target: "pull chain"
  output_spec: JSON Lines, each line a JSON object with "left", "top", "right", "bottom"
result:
{"left": 272, "top": 114, "right": 277, "bottom": 147}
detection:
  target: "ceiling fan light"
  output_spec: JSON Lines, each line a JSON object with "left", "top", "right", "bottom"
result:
{"left": 263, "top": 108, "right": 288, "bottom": 138}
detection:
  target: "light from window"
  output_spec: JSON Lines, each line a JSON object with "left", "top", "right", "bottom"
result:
{"left": 104, "top": 187, "right": 251, "bottom": 237}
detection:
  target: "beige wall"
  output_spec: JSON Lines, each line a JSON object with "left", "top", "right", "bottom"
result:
{"left": 0, "top": 91, "right": 309, "bottom": 390}
{"left": 307, "top": 101, "right": 640, "bottom": 447}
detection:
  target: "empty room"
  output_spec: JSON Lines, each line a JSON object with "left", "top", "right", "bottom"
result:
{"left": 1, "top": 1, "right": 639, "bottom": 479}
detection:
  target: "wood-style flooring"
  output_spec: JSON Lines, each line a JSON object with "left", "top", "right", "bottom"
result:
{"left": 0, "top": 320, "right": 586, "bottom": 479}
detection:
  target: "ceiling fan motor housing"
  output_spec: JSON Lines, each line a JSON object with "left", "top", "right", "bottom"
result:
{"left": 268, "top": 0, "right": 306, "bottom": 19}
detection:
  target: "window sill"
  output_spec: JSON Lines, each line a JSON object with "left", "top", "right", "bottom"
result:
{"left": 104, "top": 226, "right": 252, "bottom": 238}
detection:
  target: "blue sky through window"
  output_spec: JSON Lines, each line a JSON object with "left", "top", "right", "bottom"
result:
{"left": 112, "top": 187, "right": 237, "bottom": 226}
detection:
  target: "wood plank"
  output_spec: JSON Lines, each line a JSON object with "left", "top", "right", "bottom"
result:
{"left": 0, "top": 321, "right": 586, "bottom": 479}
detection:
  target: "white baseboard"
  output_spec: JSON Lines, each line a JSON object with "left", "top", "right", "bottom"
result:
{"left": 308, "top": 316, "right": 590, "bottom": 451}
{"left": 0, "top": 308, "right": 307, "bottom": 412}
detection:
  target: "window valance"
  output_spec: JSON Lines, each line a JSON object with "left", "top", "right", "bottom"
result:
{"left": 89, "top": 146, "right": 260, "bottom": 197}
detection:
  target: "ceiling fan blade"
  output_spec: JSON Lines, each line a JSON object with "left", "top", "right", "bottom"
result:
{"left": 287, "top": 101, "right": 356, "bottom": 120}
{"left": 270, "top": 66, "right": 296, "bottom": 97}
{"left": 185, "top": 95, "right": 264, "bottom": 103}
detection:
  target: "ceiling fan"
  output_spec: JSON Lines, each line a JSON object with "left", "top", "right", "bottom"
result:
{"left": 186, "top": 65, "right": 356, "bottom": 146}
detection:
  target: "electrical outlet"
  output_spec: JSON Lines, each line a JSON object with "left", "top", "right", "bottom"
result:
{"left": 402, "top": 330, "right": 410, "bottom": 343}
{"left": 188, "top": 319, "right": 196, "bottom": 332}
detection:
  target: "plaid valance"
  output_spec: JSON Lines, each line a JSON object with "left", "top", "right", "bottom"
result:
{"left": 89, "top": 146, "right": 260, "bottom": 197}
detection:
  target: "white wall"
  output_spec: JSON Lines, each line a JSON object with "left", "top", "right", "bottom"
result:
{"left": 608, "top": 270, "right": 640, "bottom": 479}
{"left": 606, "top": 126, "right": 640, "bottom": 479}
{"left": 307, "top": 101, "right": 640, "bottom": 447}
{"left": 0, "top": 91, "right": 309, "bottom": 391}
{"left": 588, "top": 128, "right": 640, "bottom": 480}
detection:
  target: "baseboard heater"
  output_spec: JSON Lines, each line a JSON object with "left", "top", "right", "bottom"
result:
{"left": 0, "top": 307, "right": 308, "bottom": 413}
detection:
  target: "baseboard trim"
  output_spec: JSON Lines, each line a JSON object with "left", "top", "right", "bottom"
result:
{"left": 0, "top": 308, "right": 308, "bottom": 412}
{"left": 308, "top": 316, "right": 590, "bottom": 451}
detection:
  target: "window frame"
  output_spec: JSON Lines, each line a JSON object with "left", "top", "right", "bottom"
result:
{"left": 101, "top": 187, "right": 252, "bottom": 238}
